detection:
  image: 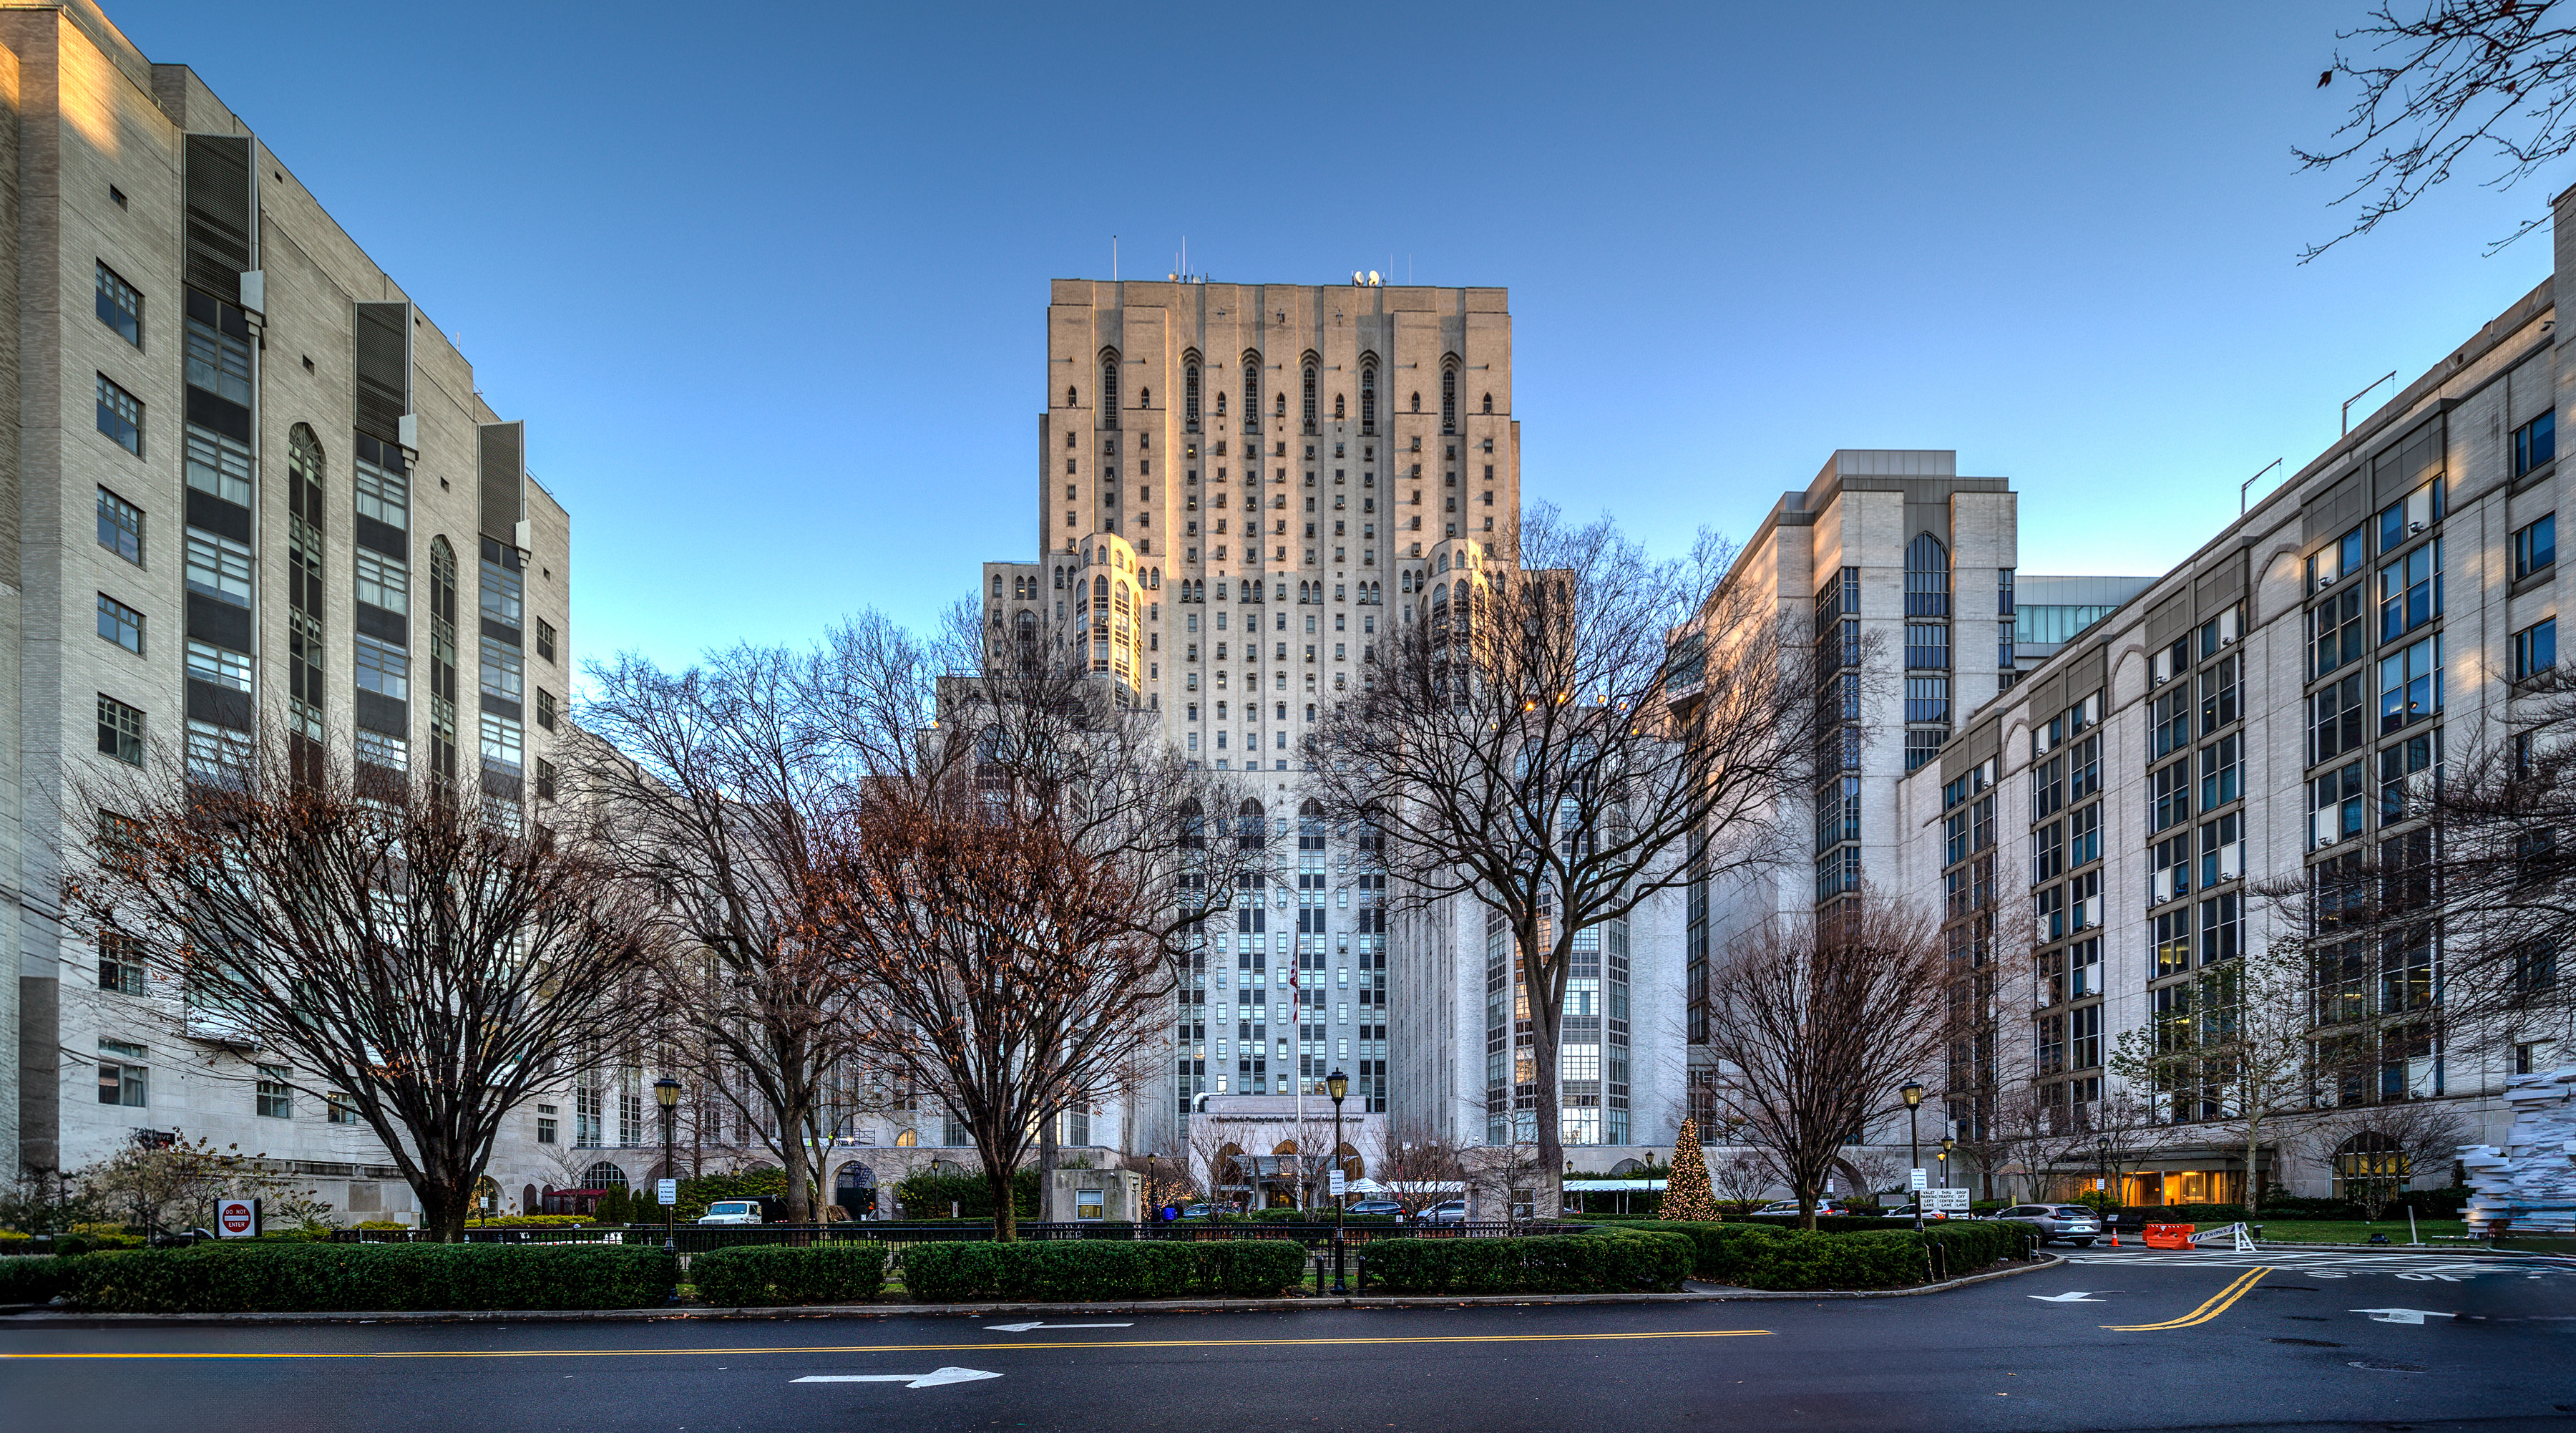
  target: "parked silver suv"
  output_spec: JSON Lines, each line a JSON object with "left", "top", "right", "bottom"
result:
{"left": 1993, "top": 1204, "right": 2102, "bottom": 1245}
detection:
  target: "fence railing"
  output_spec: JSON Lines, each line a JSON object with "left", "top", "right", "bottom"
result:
{"left": 331, "top": 1220, "right": 1570, "bottom": 1259}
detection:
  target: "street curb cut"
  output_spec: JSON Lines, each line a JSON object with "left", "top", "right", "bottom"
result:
{"left": 0, "top": 1255, "right": 2065, "bottom": 1328}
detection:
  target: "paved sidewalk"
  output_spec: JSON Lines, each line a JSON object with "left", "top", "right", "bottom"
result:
{"left": 0, "top": 1253, "right": 2061, "bottom": 1326}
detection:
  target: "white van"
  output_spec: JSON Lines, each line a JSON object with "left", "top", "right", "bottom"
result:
{"left": 696, "top": 1200, "right": 764, "bottom": 1225}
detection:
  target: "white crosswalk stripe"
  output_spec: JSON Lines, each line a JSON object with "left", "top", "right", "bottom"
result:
{"left": 2067, "top": 1247, "right": 2576, "bottom": 1280}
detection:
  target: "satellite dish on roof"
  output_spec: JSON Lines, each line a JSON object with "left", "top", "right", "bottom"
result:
{"left": 1367, "top": 271, "right": 1380, "bottom": 286}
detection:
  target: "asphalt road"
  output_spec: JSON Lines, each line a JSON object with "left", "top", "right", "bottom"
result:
{"left": 3, "top": 1248, "right": 2572, "bottom": 1432}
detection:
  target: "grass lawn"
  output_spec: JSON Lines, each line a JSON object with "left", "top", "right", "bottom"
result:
{"left": 2249, "top": 1219, "right": 2474, "bottom": 1245}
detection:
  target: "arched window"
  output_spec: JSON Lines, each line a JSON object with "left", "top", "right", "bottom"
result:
{"left": 1179, "top": 797, "right": 1206, "bottom": 850}
{"left": 1360, "top": 358, "right": 1379, "bottom": 433}
{"left": 990, "top": 574, "right": 1003, "bottom": 598}
{"left": 1301, "top": 356, "right": 1318, "bottom": 433}
{"left": 1274, "top": 392, "right": 1286, "bottom": 419}
{"left": 1139, "top": 387, "right": 1150, "bottom": 408}
{"left": 893, "top": 1129, "right": 919, "bottom": 1147}
{"left": 1099, "top": 351, "right": 1120, "bottom": 431}
{"left": 1440, "top": 360, "right": 1458, "bottom": 433}
{"left": 1299, "top": 799, "right": 1325, "bottom": 851}
{"left": 1237, "top": 799, "right": 1267, "bottom": 851}
{"left": 1241, "top": 355, "right": 1260, "bottom": 429}
{"left": 1905, "top": 533, "right": 1951, "bottom": 617}
{"left": 1184, "top": 353, "right": 1202, "bottom": 430}
{"left": 1066, "top": 385, "right": 1078, "bottom": 408}
{"left": 582, "top": 1162, "right": 628, "bottom": 1190}
{"left": 1334, "top": 392, "right": 1345, "bottom": 420}
{"left": 1482, "top": 392, "right": 1493, "bottom": 414}
{"left": 1094, "top": 575, "right": 1110, "bottom": 602}
{"left": 1216, "top": 390, "right": 1227, "bottom": 417}
{"left": 429, "top": 536, "right": 459, "bottom": 789}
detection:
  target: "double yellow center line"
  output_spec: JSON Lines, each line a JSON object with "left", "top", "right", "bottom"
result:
{"left": 2102, "top": 1266, "right": 2271, "bottom": 1331}
{"left": 0, "top": 1328, "right": 1776, "bottom": 1361}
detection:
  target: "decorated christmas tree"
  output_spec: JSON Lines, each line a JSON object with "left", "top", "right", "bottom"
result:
{"left": 1661, "top": 1117, "right": 1722, "bottom": 1223}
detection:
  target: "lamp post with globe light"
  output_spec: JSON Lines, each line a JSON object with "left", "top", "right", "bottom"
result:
{"left": 1326, "top": 1069, "right": 1350, "bottom": 1294}
{"left": 1899, "top": 1082, "right": 1925, "bottom": 1232}
{"left": 653, "top": 1077, "right": 682, "bottom": 1301}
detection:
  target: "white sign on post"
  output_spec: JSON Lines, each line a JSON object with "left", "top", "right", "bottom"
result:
{"left": 215, "top": 1198, "right": 258, "bottom": 1238}
{"left": 1329, "top": 1170, "right": 1347, "bottom": 1197}
{"left": 1908, "top": 1167, "right": 1928, "bottom": 1191}
{"left": 657, "top": 1177, "right": 678, "bottom": 1206}
{"left": 1921, "top": 1187, "right": 1971, "bottom": 1212}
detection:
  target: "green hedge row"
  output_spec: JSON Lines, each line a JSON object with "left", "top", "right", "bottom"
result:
{"left": 0, "top": 1255, "right": 77, "bottom": 1304}
{"left": 1596, "top": 1220, "right": 2039, "bottom": 1289}
{"left": 66, "top": 1243, "right": 679, "bottom": 1313}
{"left": 692, "top": 1243, "right": 890, "bottom": 1306}
{"left": 1364, "top": 1231, "right": 1692, "bottom": 1295}
{"left": 902, "top": 1238, "right": 1309, "bottom": 1301}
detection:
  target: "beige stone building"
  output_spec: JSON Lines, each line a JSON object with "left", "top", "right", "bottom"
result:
{"left": 0, "top": 1, "right": 573, "bottom": 1223}
{"left": 976, "top": 279, "right": 1692, "bottom": 1181}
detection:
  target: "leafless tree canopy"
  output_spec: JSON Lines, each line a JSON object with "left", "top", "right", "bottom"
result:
{"left": 1317, "top": 505, "right": 1817, "bottom": 1212}
{"left": 2300, "top": 0, "right": 2576, "bottom": 258}
{"left": 569, "top": 621, "right": 930, "bottom": 1221}
{"left": 801, "top": 614, "right": 1250, "bottom": 1240}
{"left": 64, "top": 738, "right": 654, "bottom": 1240}
{"left": 1699, "top": 894, "right": 1949, "bottom": 1229}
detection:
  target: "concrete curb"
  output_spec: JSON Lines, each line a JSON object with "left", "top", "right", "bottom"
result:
{"left": 0, "top": 1254, "right": 2064, "bottom": 1328}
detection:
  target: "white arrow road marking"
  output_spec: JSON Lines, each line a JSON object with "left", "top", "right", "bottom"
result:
{"left": 982, "top": 1321, "right": 1136, "bottom": 1332}
{"left": 793, "top": 1367, "right": 1002, "bottom": 1387}
{"left": 2350, "top": 1308, "right": 2457, "bottom": 1325}
{"left": 2028, "top": 1291, "right": 2106, "bottom": 1303}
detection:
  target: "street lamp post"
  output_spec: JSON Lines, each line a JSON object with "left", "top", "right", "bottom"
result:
{"left": 653, "top": 1077, "right": 682, "bottom": 1302}
{"left": 2097, "top": 1136, "right": 2113, "bottom": 1213}
{"left": 1899, "top": 1082, "right": 1925, "bottom": 1233}
{"left": 1325, "top": 1069, "right": 1350, "bottom": 1294}
{"left": 1940, "top": 1135, "right": 1956, "bottom": 1194}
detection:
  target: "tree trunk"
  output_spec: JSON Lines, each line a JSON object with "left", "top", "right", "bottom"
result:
{"left": 420, "top": 1178, "right": 474, "bottom": 1243}
{"left": 2244, "top": 1120, "right": 2263, "bottom": 1221}
{"left": 1518, "top": 918, "right": 1565, "bottom": 1220}
{"left": 1038, "top": 1111, "right": 1060, "bottom": 1223}
{"left": 984, "top": 1140, "right": 1020, "bottom": 1242}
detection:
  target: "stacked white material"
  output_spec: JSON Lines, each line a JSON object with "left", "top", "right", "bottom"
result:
{"left": 2460, "top": 1065, "right": 2576, "bottom": 1236}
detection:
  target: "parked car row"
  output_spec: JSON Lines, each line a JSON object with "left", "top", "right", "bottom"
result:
{"left": 1741, "top": 1200, "right": 2102, "bottom": 1245}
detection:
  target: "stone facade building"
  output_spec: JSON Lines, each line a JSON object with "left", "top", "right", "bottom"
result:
{"left": 0, "top": 1, "right": 572, "bottom": 1224}
{"left": 976, "top": 278, "right": 1690, "bottom": 1191}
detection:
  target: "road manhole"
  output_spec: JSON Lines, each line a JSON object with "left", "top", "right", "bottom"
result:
{"left": 2268, "top": 1338, "right": 2345, "bottom": 1348}
{"left": 2346, "top": 1359, "right": 2427, "bottom": 1373}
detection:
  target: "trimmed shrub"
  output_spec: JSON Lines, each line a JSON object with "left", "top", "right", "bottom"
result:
{"left": 1599, "top": 1220, "right": 1785, "bottom": 1281}
{"left": 69, "top": 1242, "right": 679, "bottom": 1313}
{"left": 0, "top": 1255, "right": 77, "bottom": 1304}
{"left": 1362, "top": 1232, "right": 1692, "bottom": 1296}
{"left": 902, "top": 1238, "right": 1307, "bottom": 1301}
{"left": 693, "top": 1243, "right": 889, "bottom": 1306}
{"left": 1732, "top": 1230, "right": 1925, "bottom": 1291}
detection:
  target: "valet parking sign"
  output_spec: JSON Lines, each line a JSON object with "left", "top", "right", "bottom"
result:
{"left": 215, "top": 1198, "right": 260, "bottom": 1238}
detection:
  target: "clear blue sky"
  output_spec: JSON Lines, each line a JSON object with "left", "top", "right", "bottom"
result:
{"left": 101, "top": 1, "right": 2560, "bottom": 673}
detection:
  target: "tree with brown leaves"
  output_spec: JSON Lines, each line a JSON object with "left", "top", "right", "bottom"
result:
{"left": 569, "top": 618, "right": 931, "bottom": 1221}
{"left": 1699, "top": 894, "right": 1949, "bottom": 1230}
{"left": 64, "top": 739, "right": 654, "bottom": 1241}
{"left": 1319, "top": 505, "right": 1820, "bottom": 1216}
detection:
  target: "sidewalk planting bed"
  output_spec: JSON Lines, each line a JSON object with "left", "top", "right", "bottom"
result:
{"left": 1360, "top": 1230, "right": 1692, "bottom": 1295}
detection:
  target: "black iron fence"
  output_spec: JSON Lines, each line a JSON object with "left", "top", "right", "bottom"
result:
{"left": 331, "top": 1220, "right": 1568, "bottom": 1260}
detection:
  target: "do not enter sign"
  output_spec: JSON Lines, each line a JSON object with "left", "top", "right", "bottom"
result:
{"left": 215, "top": 1198, "right": 259, "bottom": 1238}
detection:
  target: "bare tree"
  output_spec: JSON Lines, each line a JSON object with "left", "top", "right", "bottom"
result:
{"left": 1372, "top": 1124, "right": 1467, "bottom": 1218}
{"left": 2109, "top": 931, "right": 2322, "bottom": 1220}
{"left": 2306, "top": 1101, "right": 2474, "bottom": 1219}
{"left": 570, "top": 619, "right": 930, "bottom": 1221}
{"left": 807, "top": 621, "right": 1246, "bottom": 1240}
{"left": 79, "top": 1131, "right": 331, "bottom": 1238}
{"left": 1843, "top": 1150, "right": 1905, "bottom": 1205}
{"left": 1462, "top": 1138, "right": 1551, "bottom": 1233}
{"left": 1710, "top": 1147, "right": 1780, "bottom": 1208}
{"left": 64, "top": 738, "right": 653, "bottom": 1240}
{"left": 2299, "top": 0, "right": 2576, "bottom": 258}
{"left": 1318, "top": 506, "right": 1818, "bottom": 1215}
{"left": 1700, "top": 894, "right": 1949, "bottom": 1230}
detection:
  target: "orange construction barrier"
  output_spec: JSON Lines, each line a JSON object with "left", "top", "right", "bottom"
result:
{"left": 2141, "top": 1223, "right": 2197, "bottom": 1249}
